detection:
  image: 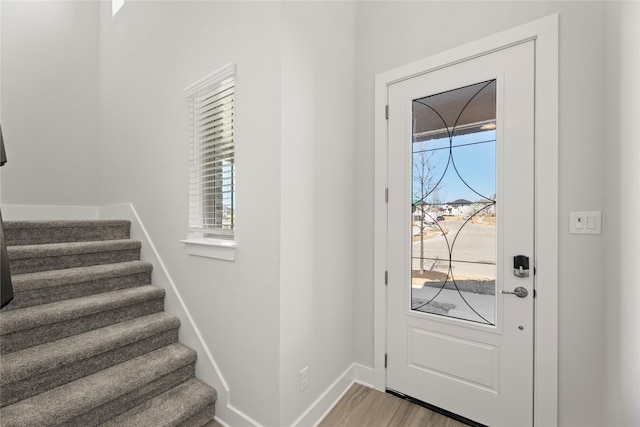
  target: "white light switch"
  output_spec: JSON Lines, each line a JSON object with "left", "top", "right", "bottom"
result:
{"left": 569, "top": 211, "right": 601, "bottom": 234}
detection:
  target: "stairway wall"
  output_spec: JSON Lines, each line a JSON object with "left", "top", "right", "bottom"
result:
{"left": 3, "top": 1, "right": 359, "bottom": 424}
{"left": 99, "top": 204, "right": 245, "bottom": 425}
{"left": 0, "top": 1, "right": 101, "bottom": 206}
{"left": 97, "top": 3, "right": 283, "bottom": 424}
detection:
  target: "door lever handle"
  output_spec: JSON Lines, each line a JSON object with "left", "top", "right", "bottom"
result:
{"left": 501, "top": 286, "right": 529, "bottom": 298}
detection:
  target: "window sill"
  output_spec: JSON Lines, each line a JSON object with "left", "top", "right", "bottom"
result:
{"left": 181, "top": 238, "right": 236, "bottom": 261}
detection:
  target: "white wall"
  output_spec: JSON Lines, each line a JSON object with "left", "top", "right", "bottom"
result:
{"left": 355, "top": 2, "right": 608, "bottom": 425}
{"left": 604, "top": 2, "right": 640, "bottom": 426}
{"left": 0, "top": 1, "right": 101, "bottom": 206}
{"left": 3, "top": 1, "right": 637, "bottom": 426}
{"left": 280, "top": 2, "right": 357, "bottom": 425}
{"left": 97, "top": 2, "right": 283, "bottom": 425}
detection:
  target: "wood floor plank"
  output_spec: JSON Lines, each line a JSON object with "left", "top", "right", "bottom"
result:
{"left": 319, "top": 384, "right": 469, "bottom": 427}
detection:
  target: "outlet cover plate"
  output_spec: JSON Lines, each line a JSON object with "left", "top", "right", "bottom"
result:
{"left": 569, "top": 211, "right": 602, "bottom": 234}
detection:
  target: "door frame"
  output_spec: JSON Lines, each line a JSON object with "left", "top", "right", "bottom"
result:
{"left": 373, "top": 15, "right": 558, "bottom": 427}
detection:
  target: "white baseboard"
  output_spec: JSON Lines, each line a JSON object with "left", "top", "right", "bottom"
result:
{"left": 353, "top": 363, "right": 376, "bottom": 389}
{"left": 292, "top": 363, "right": 375, "bottom": 427}
{"left": 98, "top": 203, "right": 259, "bottom": 427}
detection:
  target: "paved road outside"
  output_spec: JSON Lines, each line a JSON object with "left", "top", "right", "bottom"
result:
{"left": 411, "top": 218, "right": 496, "bottom": 324}
{"left": 412, "top": 218, "right": 495, "bottom": 280}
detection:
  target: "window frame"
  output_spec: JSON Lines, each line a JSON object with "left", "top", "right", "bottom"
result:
{"left": 181, "top": 63, "right": 237, "bottom": 261}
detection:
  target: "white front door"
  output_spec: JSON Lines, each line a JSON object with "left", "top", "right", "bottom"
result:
{"left": 386, "top": 41, "right": 535, "bottom": 427}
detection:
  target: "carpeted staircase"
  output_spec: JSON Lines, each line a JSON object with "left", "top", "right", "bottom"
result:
{"left": 0, "top": 220, "right": 217, "bottom": 426}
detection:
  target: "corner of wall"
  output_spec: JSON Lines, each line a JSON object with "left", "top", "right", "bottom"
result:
{"left": 290, "top": 363, "right": 375, "bottom": 427}
{"left": 603, "top": 2, "right": 640, "bottom": 426}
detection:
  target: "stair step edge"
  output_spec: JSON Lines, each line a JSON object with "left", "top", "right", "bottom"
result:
{"left": 0, "top": 343, "right": 197, "bottom": 427}
{"left": 3, "top": 220, "right": 131, "bottom": 246}
{"left": 7, "top": 240, "right": 141, "bottom": 259}
{"left": 101, "top": 378, "right": 216, "bottom": 427}
{"left": 11, "top": 261, "right": 153, "bottom": 291}
{"left": 3, "top": 220, "right": 131, "bottom": 230}
{"left": 0, "top": 312, "right": 180, "bottom": 386}
{"left": 0, "top": 285, "right": 165, "bottom": 335}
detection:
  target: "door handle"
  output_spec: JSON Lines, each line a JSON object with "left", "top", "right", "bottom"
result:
{"left": 501, "top": 286, "right": 529, "bottom": 298}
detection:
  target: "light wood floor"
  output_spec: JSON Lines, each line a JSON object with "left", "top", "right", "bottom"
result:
{"left": 318, "top": 383, "right": 468, "bottom": 427}
{"left": 205, "top": 383, "right": 467, "bottom": 427}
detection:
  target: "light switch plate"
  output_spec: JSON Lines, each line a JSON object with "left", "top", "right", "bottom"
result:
{"left": 569, "top": 211, "right": 602, "bottom": 234}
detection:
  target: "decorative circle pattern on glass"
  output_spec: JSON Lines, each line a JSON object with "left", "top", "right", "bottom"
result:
{"left": 411, "top": 80, "right": 497, "bottom": 326}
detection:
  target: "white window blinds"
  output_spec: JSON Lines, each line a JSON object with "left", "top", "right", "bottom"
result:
{"left": 186, "top": 64, "right": 235, "bottom": 236}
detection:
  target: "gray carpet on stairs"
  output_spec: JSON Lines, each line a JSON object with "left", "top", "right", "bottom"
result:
{"left": 6, "top": 261, "right": 153, "bottom": 310}
{"left": 7, "top": 239, "right": 142, "bottom": 274}
{"left": 0, "top": 220, "right": 217, "bottom": 426}
{"left": 3, "top": 220, "right": 131, "bottom": 245}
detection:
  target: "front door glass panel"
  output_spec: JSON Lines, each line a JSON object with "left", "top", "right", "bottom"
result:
{"left": 411, "top": 80, "right": 497, "bottom": 325}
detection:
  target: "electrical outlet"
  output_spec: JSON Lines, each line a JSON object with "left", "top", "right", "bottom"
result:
{"left": 300, "top": 367, "right": 309, "bottom": 391}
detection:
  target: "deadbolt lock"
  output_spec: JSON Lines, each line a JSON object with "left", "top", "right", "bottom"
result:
{"left": 513, "top": 255, "right": 530, "bottom": 278}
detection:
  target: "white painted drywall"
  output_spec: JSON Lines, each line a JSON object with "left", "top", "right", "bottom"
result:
{"left": 280, "top": 2, "right": 357, "bottom": 425}
{"left": 3, "top": 1, "right": 637, "bottom": 425}
{"left": 0, "top": 1, "right": 101, "bottom": 206}
{"left": 355, "top": 2, "right": 608, "bottom": 425}
{"left": 97, "top": 2, "right": 282, "bottom": 425}
{"left": 604, "top": 2, "right": 640, "bottom": 426}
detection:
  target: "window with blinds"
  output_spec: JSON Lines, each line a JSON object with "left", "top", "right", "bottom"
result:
{"left": 185, "top": 64, "right": 235, "bottom": 237}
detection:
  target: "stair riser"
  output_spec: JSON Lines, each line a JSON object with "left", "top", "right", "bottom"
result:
{"left": 60, "top": 364, "right": 196, "bottom": 427}
{"left": 1, "top": 328, "right": 179, "bottom": 407}
{"left": 1, "top": 298, "right": 164, "bottom": 354}
{"left": 8, "top": 248, "right": 141, "bottom": 275}
{"left": 6, "top": 271, "right": 152, "bottom": 310}
{"left": 4, "top": 224, "right": 130, "bottom": 246}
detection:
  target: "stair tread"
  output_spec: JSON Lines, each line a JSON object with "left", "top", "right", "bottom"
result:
{"left": 11, "top": 261, "right": 152, "bottom": 291}
{"left": 0, "top": 285, "right": 164, "bottom": 335}
{"left": 7, "top": 239, "right": 141, "bottom": 259}
{"left": 3, "top": 220, "right": 131, "bottom": 246}
{"left": 0, "top": 312, "right": 180, "bottom": 386}
{"left": 101, "top": 378, "right": 216, "bottom": 427}
{"left": 0, "top": 343, "right": 197, "bottom": 427}
{"left": 3, "top": 220, "right": 131, "bottom": 230}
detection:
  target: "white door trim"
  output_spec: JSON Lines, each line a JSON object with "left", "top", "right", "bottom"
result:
{"left": 373, "top": 14, "right": 558, "bottom": 427}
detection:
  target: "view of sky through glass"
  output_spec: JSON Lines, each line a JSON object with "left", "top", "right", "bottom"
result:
{"left": 412, "top": 130, "right": 496, "bottom": 204}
